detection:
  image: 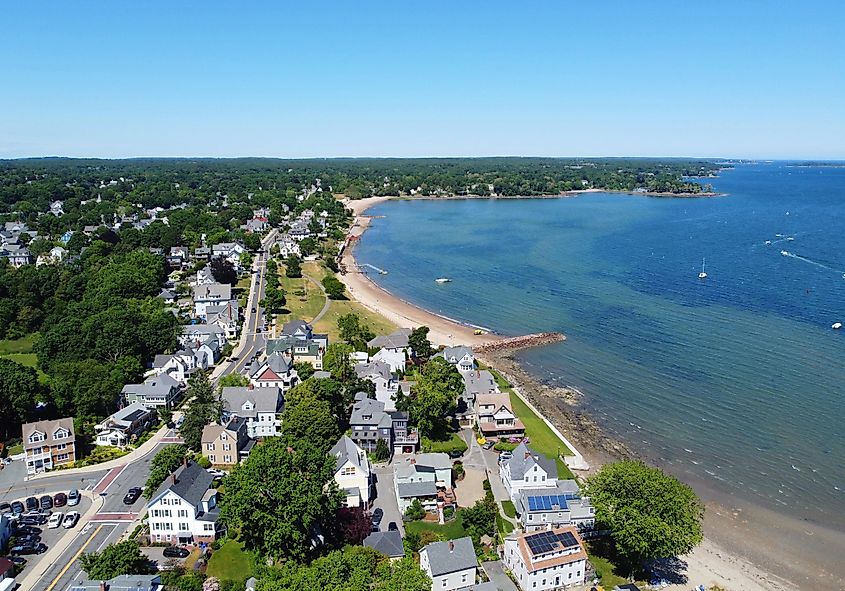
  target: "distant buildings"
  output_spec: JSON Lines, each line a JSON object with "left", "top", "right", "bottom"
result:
{"left": 22, "top": 418, "right": 76, "bottom": 474}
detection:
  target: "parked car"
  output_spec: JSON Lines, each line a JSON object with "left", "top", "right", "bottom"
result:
{"left": 371, "top": 508, "right": 384, "bottom": 526}
{"left": 15, "top": 525, "right": 41, "bottom": 536}
{"left": 10, "top": 542, "right": 47, "bottom": 555}
{"left": 63, "top": 511, "right": 80, "bottom": 529}
{"left": 387, "top": 522, "right": 399, "bottom": 532}
{"left": 162, "top": 546, "right": 190, "bottom": 558}
{"left": 53, "top": 492, "right": 67, "bottom": 507}
{"left": 39, "top": 495, "right": 53, "bottom": 511}
{"left": 10, "top": 501, "right": 24, "bottom": 515}
{"left": 482, "top": 440, "right": 495, "bottom": 450}
{"left": 6, "top": 555, "right": 27, "bottom": 566}
{"left": 67, "top": 489, "right": 80, "bottom": 506}
{"left": 0, "top": 502, "right": 10, "bottom": 514}
{"left": 20, "top": 511, "right": 47, "bottom": 525}
{"left": 15, "top": 533, "right": 41, "bottom": 545}
{"left": 175, "top": 415, "right": 185, "bottom": 428}
{"left": 24, "top": 497, "right": 38, "bottom": 512}
{"left": 123, "top": 487, "right": 142, "bottom": 505}
{"left": 448, "top": 450, "right": 464, "bottom": 459}
{"left": 47, "top": 512, "right": 64, "bottom": 529}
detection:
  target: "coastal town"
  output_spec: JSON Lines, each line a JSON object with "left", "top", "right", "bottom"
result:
{"left": 0, "top": 159, "right": 779, "bottom": 591}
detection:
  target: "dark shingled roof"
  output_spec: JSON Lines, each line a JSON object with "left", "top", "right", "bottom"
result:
{"left": 363, "top": 530, "right": 405, "bottom": 558}
{"left": 152, "top": 460, "right": 214, "bottom": 506}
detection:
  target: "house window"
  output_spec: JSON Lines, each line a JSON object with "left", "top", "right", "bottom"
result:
{"left": 57, "top": 453, "right": 69, "bottom": 461}
{"left": 206, "top": 443, "right": 215, "bottom": 451}
{"left": 57, "top": 443, "right": 67, "bottom": 450}
{"left": 441, "top": 579, "right": 447, "bottom": 588}
{"left": 208, "top": 455, "right": 215, "bottom": 463}
{"left": 224, "top": 455, "right": 232, "bottom": 463}
{"left": 54, "top": 429, "right": 68, "bottom": 439}
{"left": 204, "top": 523, "right": 214, "bottom": 531}
{"left": 178, "top": 510, "right": 188, "bottom": 517}
{"left": 29, "top": 432, "right": 44, "bottom": 443}
{"left": 223, "top": 443, "right": 231, "bottom": 451}
{"left": 221, "top": 433, "right": 228, "bottom": 440}
{"left": 179, "top": 522, "right": 189, "bottom": 531}
{"left": 341, "top": 467, "right": 356, "bottom": 476}
{"left": 461, "top": 573, "right": 468, "bottom": 583}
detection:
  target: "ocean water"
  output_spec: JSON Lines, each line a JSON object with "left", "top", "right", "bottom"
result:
{"left": 356, "top": 163, "right": 845, "bottom": 530}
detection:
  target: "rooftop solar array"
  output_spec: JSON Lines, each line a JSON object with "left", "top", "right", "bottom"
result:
{"left": 525, "top": 530, "right": 579, "bottom": 556}
{"left": 123, "top": 409, "right": 148, "bottom": 422}
{"left": 526, "top": 493, "right": 578, "bottom": 512}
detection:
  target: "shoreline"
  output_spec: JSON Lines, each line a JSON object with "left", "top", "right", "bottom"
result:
{"left": 338, "top": 195, "right": 840, "bottom": 591}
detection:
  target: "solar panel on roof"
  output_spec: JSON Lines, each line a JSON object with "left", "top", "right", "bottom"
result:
{"left": 124, "top": 409, "right": 147, "bottom": 422}
{"left": 526, "top": 529, "right": 580, "bottom": 555}
{"left": 556, "top": 531, "right": 578, "bottom": 548}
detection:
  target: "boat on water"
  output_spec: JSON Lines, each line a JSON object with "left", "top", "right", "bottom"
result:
{"left": 435, "top": 278, "right": 451, "bottom": 283}
{"left": 781, "top": 250, "right": 790, "bottom": 256}
{"left": 833, "top": 322, "right": 843, "bottom": 330}
{"left": 698, "top": 258, "right": 707, "bottom": 279}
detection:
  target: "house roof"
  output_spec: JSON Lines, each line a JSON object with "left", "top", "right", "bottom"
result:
{"left": 192, "top": 282, "right": 232, "bottom": 301}
{"left": 281, "top": 319, "right": 312, "bottom": 336}
{"left": 221, "top": 386, "right": 282, "bottom": 417}
{"left": 330, "top": 435, "right": 369, "bottom": 475}
{"left": 397, "top": 480, "right": 437, "bottom": 498}
{"left": 249, "top": 352, "right": 292, "bottom": 378}
{"left": 152, "top": 460, "right": 214, "bottom": 506}
{"left": 517, "top": 481, "right": 582, "bottom": 514}
{"left": 123, "top": 374, "right": 179, "bottom": 398}
{"left": 422, "top": 537, "right": 477, "bottom": 575}
{"left": 512, "top": 526, "right": 587, "bottom": 573}
{"left": 475, "top": 392, "right": 511, "bottom": 412}
{"left": 349, "top": 398, "right": 391, "bottom": 428}
{"left": 436, "top": 346, "right": 473, "bottom": 363}
{"left": 355, "top": 360, "right": 392, "bottom": 381}
{"left": 504, "top": 442, "right": 557, "bottom": 480}
{"left": 70, "top": 574, "right": 162, "bottom": 591}
{"left": 462, "top": 370, "right": 499, "bottom": 396}
{"left": 414, "top": 452, "right": 452, "bottom": 470}
{"left": 181, "top": 324, "right": 224, "bottom": 337}
{"left": 363, "top": 530, "right": 404, "bottom": 558}
{"left": 367, "top": 328, "right": 411, "bottom": 350}
{"left": 22, "top": 417, "right": 74, "bottom": 450}
{"left": 107, "top": 402, "right": 154, "bottom": 426}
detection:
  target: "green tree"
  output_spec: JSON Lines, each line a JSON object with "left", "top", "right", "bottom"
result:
{"left": 584, "top": 460, "right": 704, "bottom": 571}
{"left": 179, "top": 373, "right": 222, "bottom": 451}
{"left": 281, "top": 394, "right": 340, "bottom": 454}
{"left": 48, "top": 359, "right": 133, "bottom": 418}
{"left": 408, "top": 326, "right": 434, "bottom": 358}
{"left": 322, "top": 343, "right": 354, "bottom": 382}
{"left": 373, "top": 556, "right": 431, "bottom": 591}
{"left": 402, "top": 357, "right": 462, "bottom": 438}
{"left": 337, "top": 313, "right": 374, "bottom": 348}
{"left": 293, "top": 361, "right": 315, "bottom": 380}
{"left": 218, "top": 437, "right": 342, "bottom": 562}
{"left": 218, "top": 373, "right": 250, "bottom": 390}
{"left": 461, "top": 491, "right": 497, "bottom": 547}
{"left": 240, "top": 251, "right": 254, "bottom": 269}
{"left": 285, "top": 255, "right": 302, "bottom": 278}
{"left": 79, "top": 540, "right": 153, "bottom": 580}
{"left": 144, "top": 444, "right": 188, "bottom": 498}
{"left": 321, "top": 275, "right": 346, "bottom": 300}
{"left": 404, "top": 499, "right": 425, "bottom": 520}
{"left": 0, "top": 358, "right": 41, "bottom": 439}
{"left": 373, "top": 438, "right": 390, "bottom": 462}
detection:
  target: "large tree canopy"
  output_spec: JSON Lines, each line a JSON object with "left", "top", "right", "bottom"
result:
{"left": 0, "top": 358, "right": 41, "bottom": 439}
{"left": 401, "top": 357, "right": 463, "bottom": 437}
{"left": 219, "top": 437, "right": 342, "bottom": 562}
{"left": 79, "top": 540, "right": 154, "bottom": 580}
{"left": 584, "top": 460, "right": 704, "bottom": 569}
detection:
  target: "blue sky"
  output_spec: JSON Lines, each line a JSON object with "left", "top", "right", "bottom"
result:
{"left": 2, "top": 1, "right": 843, "bottom": 159}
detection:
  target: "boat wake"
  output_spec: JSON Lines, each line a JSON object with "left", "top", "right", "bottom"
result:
{"left": 779, "top": 250, "right": 845, "bottom": 276}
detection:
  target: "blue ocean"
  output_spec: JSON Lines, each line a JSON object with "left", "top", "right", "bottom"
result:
{"left": 356, "top": 163, "right": 845, "bottom": 531}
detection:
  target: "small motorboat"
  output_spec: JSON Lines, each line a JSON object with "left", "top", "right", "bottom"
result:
{"left": 781, "top": 250, "right": 790, "bottom": 256}
{"left": 833, "top": 322, "right": 843, "bottom": 330}
{"left": 435, "top": 278, "right": 451, "bottom": 283}
{"left": 698, "top": 258, "right": 707, "bottom": 279}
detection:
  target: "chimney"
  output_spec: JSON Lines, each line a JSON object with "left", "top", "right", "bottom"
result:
{"left": 525, "top": 452, "right": 531, "bottom": 460}
{"left": 99, "top": 582, "right": 107, "bottom": 591}
{"left": 409, "top": 458, "right": 416, "bottom": 465}
{"left": 448, "top": 541, "right": 454, "bottom": 552}
{"left": 183, "top": 456, "right": 189, "bottom": 468}
{"left": 171, "top": 473, "right": 177, "bottom": 485}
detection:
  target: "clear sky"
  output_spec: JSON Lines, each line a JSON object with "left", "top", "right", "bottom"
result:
{"left": 2, "top": 1, "right": 844, "bottom": 159}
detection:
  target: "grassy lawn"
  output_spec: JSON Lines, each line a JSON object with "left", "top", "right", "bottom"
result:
{"left": 0, "top": 334, "right": 38, "bottom": 354}
{"left": 501, "top": 500, "right": 516, "bottom": 518}
{"left": 496, "top": 511, "right": 514, "bottom": 537}
{"left": 276, "top": 264, "right": 326, "bottom": 324}
{"left": 588, "top": 550, "right": 629, "bottom": 588}
{"left": 486, "top": 367, "right": 575, "bottom": 480}
{"left": 206, "top": 540, "right": 254, "bottom": 581}
{"left": 422, "top": 432, "right": 468, "bottom": 454}
{"left": 405, "top": 516, "right": 467, "bottom": 540}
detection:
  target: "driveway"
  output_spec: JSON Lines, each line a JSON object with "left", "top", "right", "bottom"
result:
{"left": 462, "top": 429, "right": 511, "bottom": 503}
{"left": 142, "top": 545, "right": 189, "bottom": 571}
{"left": 0, "top": 456, "right": 25, "bottom": 489}
{"left": 371, "top": 463, "right": 404, "bottom": 535}
{"left": 482, "top": 560, "right": 519, "bottom": 591}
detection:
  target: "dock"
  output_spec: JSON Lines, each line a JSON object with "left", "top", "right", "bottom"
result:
{"left": 476, "top": 332, "right": 566, "bottom": 354}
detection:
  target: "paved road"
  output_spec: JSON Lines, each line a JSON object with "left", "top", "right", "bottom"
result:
{"left": 8, "top": 231, "right": 278, "bottom": 591}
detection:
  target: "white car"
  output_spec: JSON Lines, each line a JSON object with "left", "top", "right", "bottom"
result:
{"left": 47, "top": 512, "right": 64, "bottom": 529}
{"left": 63, "top": 511, "right": 80, "bottom": 528}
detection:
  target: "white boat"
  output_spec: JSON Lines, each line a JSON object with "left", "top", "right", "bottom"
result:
{"left": 781, "top": 250, "right": 789, "bottom": 256}
{"left": 698, "top": 258, "right": 707, "bottom": 279}
{"left": 765, "top": 240, "right": 772, "bottom": 245}
{"left": 833, "top": 322, "right": 843, "bottom": 330}
{"left": 435, "top": 278, "right": 451, "bottom": 283}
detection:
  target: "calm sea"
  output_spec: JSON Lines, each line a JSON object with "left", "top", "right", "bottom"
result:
{"left": 356, "top": 163, "right": 845, "bottom": 530}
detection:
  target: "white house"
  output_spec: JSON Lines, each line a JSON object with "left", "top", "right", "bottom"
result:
{"left": 355, "top": 360, "right": 398, "bottom": 409}
{"left": 248, "top": 352, "right": 299, "bottom": 391}
{"left": 180, "top": 324, "right": 227, "bottom": 349}
{"left": 211, "top": 242, "right": 246, "bottom": 267}
{"left": 95, "top": 402, "right": 157, "bottom": 448}
{"left": 146, "top": 460, "right": 222, "bottom": 545}
{"left": 220, "top": 385, "right": 283, "bottom": 438}
{"left": 437, "top": 346, "right": 475, "bottom": 373}
{"left": 371, "top": 347, "right": 406, "bottom": 374}
{"left": 420, "top": 537, "right": 477, "bottom": 591}
{"left": 367, "top": 328, "right": 412, "bottom": 354}
{"left": 502, "top": 527, "right": 587, "bottom": 590}
{"left": 192, "top": 283, "right": 232, "bottom": 320}
{"left": 499, "top": 442, "right": 558, "bottom": 501}
{"left": 393, "top": 454, "right": 451, "bottom": 513}
{"left": 330, "top": 436, "right": 372, "bottom": 508}
{"left": 475, "top": 392, "right": 525, "bottom": 439}
{"left": 515, "top": 482, "right": 595, "bottom": 532}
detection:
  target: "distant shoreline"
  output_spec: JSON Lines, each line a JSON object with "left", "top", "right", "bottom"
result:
{"left": 353, "top": 187, "right": 726, "bottom": 204}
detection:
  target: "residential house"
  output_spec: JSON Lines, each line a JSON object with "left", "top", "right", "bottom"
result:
{"left": 206, "top": 299, "right": 240, "bottom": 339}
{"left": 150, "top": 353, "right": 194, "bottom": 384}
{"left": 202, "top": 417, "right": 251, "bottom": 467}
{"left": 95, "top": 402, "right": 157, "bottom": 448}
{"left": 242, "top": 217, "right": 268, "bottom": 233}
{"left": 211, "top": 242, "right": 246, "bottom": 267}
{"left": 363, "top": 530, "right": 404, "bottom": 561}
{"left": 420, "top": 537, "right": 477, "bottom": 591}
{"left": 49, "top": 200, "right": 65, "bottom": 216}
{"left": 349, "top": 398, "right": 418, "bottom": 456}
{"left": 367, "top": 328, "right": 412, "bottom": 354}
{"left": 146, "top": 460, "right": 222, "bottom": 544}
{"left": 515, "top": 482, "right": 595, "bottom": 532}
{"left": 499, "top": 442, "right": 558, "bottom": 501}
{"left": 436, "top": 346, "right": 476, "bottom": 373}
{"left": 330, "top": 435, "right": 372, "bottom": 507}
{"left": 22, "top": 418, "right": 76, "bottom": 474}
{"left": 475, "top": 392, "right": 524, "bottom": 439}
{"left": 167, "top": 246, "right": 189, "bottom": 268}
{"left": 393, "top": 454, "right": 452, "bottom": 513}
{"left": 192, "top": 246, "right": 211, "bottom": 262}
{"left": 355, "top": 360, "right": 398, "bottom": 409}
{"left": 1, "top": 244, "right": 33, "bottom": 267}
{"left": 180, "top": 324, "right": 227, "bottom": 349}
{"left": 36, "top": 246, "right": 68, "bottom": 267}
{"left": 192, "top": 283, "right": 232, "bottom": 319}
{"left": 371, "top": 347, "right": 406, "bottom": 374}
{"left": 248, "top": 352, "right": 299, "bottom": 391}
{"left": 280, "top": 319, "right": 329, "bottom": 350}
{"left": 122, "top": 373, "right": 181, "bottom": 408}
{"left": 69, "top": 575, "right": 163, "bottom": 591}
{"left": 502, "top": 527, "right": 588, "bottom": 590}
{"left": 157, "top": 288, "right": 176, "bottom": 304}
{"left": 195, "top": 266, "right": 215, "bottom": 286}
{"left": 221, "top": 385, "right": 283, "bottom": 438}
{"left": 267, "top": 335, "right": 325, "bottom": 369}
{"left": 459, "top": 369, "right": 501, "bottom": 428}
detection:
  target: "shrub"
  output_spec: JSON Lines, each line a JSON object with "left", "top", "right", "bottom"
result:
{"left": 405, "top": 499, "right": 425, "bottom": 521}
{"left": 494, "top": 441, "right": 518, "bottom": 452}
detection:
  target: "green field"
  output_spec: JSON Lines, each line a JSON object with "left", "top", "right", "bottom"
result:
{"left": 0, "top": 334, "right": 38, "bottom": 355}
{"left": 276, "top": 262, "right": 327, "bottom": 323}
{"left": 501, "top": 500, "right": 516, "bottom": 518}
{"left": 206, "top": 540, "right": 254, "bottom": 582}
{"left": 405, "top": 516, "right": 467, "bottom": 540}
{"left": 422, "top": 432, "right": 468, "bottom": 454}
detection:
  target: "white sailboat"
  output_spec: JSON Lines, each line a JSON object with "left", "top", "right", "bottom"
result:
{"left": 698, "top": 258, "right": 707, "bottom": 279}
{"left": 435, "top": 277, "right": 451, "bottom": 284}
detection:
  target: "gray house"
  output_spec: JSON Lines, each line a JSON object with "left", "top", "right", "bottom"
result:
{"left": 122, "top": 373, "right": 181, "bottom": 408}
{"left": 420, "top": 537, "right": 477, "bottom": 591}
{"left": 363, "top": 530, "right": 404, "bottom": 561}
{"left": 515, "top": 481, "right": 595, "bottom": 532}
{"left": 349, "top": 398, "right": 392, "bottom": 453}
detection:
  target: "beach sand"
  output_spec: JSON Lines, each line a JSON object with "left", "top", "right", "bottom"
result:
{"left": 338, "top": 195, "right": 840, "bottom": 591}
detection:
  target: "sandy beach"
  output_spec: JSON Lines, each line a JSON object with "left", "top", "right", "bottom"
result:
{"left": 338, "top": 194, "right": 833, "bottom": 591}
